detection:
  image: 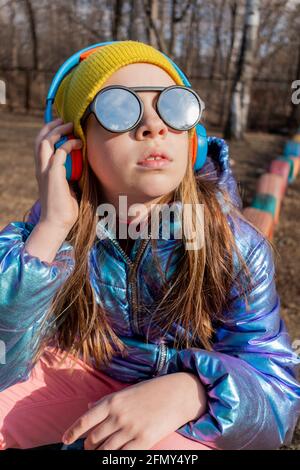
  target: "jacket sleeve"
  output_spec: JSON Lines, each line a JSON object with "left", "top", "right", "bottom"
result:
{"left": 164, "top": 230, "right": 300, "bottom": 450}
{"left": 0, "top": 201, "right": 75, "bottom": 391}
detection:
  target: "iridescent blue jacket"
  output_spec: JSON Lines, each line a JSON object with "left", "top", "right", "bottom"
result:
{"left": 1, "top": 137, "right": 300, "bottom": 449}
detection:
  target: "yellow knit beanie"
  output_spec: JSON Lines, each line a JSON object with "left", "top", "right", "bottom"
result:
{"left": 54, "top": 40, "right": 196, "bottom": 187}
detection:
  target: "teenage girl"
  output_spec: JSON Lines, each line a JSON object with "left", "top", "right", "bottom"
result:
{"left": 0, "top": 40, "right": 299, "bottom": 450}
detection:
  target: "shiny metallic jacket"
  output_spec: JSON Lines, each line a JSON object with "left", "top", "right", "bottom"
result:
{"left": 1, "top": 137, "right": 300, "bottom": 450}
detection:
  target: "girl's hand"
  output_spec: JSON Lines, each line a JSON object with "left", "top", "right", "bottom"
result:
{"left": 34, "top": 118, "right": 83, "bottom": 231}
{"left": 62, "top": 372, "right": 207, "bottom": 450}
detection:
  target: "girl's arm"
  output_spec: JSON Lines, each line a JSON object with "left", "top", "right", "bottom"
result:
{"left": 0, "top": 120, "right": 81, "bottom": 391}
{"left": 161, "top": 222, "right": 300, "bottom": 450}
{"left": 25, "top": 219, "right": 71, "bottom": 263}
{"left": 0, "top": 208, "right": 75, "bottom": 391}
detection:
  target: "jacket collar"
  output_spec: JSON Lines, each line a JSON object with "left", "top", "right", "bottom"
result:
{"left": 197, "top": 136, "right": 243, "bottom": 212}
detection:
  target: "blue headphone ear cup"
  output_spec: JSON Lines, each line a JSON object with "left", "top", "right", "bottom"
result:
{"left": 54, "top": 135, "right": 72, "bottom": 181}
{"left": 65, "top": 153, "right": 73, "bottom": 181}
{"left": 54, "top": 134, "right": 83, "bottom": 181}
{"left": 193, "top": 123, "right": 208, "bottom": 172}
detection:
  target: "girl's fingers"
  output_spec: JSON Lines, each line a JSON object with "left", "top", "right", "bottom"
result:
{"left": 37, "top": 122, "right": 74, "bottom": 154}
{"left": 38, "top": 138, "right": 55, "bottom": 174}
{"left": 51, "top": 139, "right": 83, "bottom": 167}
{"left": 63, "top": 401, "right": 108, "bottom": 444}
{"left": 35, "top": 118, "right": 64, "bottom": 167}
{"left": 35, "top": 120, "right": 72, "bottom": 157}
{"left": 36, "top": 124, "right": 78, "bottom": 173}
{"left": 37, "top": 138, "right": 81, "bottom": 175}
{"left": 84, "top": 416, "right": 123, "bottom": 450}
{"left": 36, "top": 118, "right": 64, "bottom": 143}
{"left": 46, "top": 122, "right": 74, "bottom": 144}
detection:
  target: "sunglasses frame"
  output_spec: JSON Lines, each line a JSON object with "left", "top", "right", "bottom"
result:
{"left": 81, "top": 85, "right": 205, "bottom": 133}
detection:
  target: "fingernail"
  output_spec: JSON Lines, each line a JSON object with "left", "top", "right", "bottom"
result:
{"left": 62, "top": 433, "right": 70, "bottom": 443}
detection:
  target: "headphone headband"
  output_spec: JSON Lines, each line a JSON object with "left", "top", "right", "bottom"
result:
{"left": 45, "top": 41, "right": 119, "bottom": 122}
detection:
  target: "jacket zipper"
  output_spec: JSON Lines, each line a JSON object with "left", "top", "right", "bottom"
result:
{"left": 98, "top": 225, "right": 168, "bottom": 374}
{"left": 100, "top": 226, "right": 151, "bottom": 335}
{"left": 127, "top": 234, "right": 151, "bottom": 335}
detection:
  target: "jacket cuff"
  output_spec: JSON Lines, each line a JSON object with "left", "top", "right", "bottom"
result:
{"left": 163, "top": 347, "right": 297, "bottom": 450}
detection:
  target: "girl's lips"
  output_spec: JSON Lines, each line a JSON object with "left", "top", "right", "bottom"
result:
{"left": 137, "top": 158, "right": 171, "bottom": 169}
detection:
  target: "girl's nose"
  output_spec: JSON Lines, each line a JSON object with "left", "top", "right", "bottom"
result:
{"left": 135, "top": 99, "right": 168, "bottom": 139}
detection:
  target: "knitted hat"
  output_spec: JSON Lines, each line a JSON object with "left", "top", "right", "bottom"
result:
{"left": 54, "top": 40, "right": 196, "bottom": 187}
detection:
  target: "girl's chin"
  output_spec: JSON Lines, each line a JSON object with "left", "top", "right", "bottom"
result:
{"left": 135, "top": 188, "right": 173, "bottom": 200}
{"left": 134, "top": 180, "right": 178, "bottom": 197}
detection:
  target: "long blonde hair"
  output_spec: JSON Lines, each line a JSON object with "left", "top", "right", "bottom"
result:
{"left": 23, "top": 129, "right": 267, "bottom": 373}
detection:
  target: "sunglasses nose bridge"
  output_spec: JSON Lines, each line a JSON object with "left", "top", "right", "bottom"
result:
{"left": 136, "top": 93, "right": 166, "bottom": 129}
{"left": 137, "top": 109, "right": 169, "bottom": 138}
{"left": 136, "top": 91, "right": 175, "bottom": 135}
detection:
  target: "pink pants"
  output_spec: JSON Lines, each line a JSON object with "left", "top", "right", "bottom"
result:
{"left": 0, "top": 346, "right": 212, "bottom": 450}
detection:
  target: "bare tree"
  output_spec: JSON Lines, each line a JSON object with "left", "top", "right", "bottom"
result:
{"left": 23, "top": 0, "right": 38, "bottom": 70}
{"left": 112, "top": 0, "right": 124, "bottom": 40}
{"left": 23, "top": 0, "right": 38, "bottom": 111}
{"left": 102, "top": 0, "right": 114, "bottom": 40}
{"left": 149, "top": 0, "right": 159, "bottom": 48}
{"left": 143, "top": 0, "right": 168, "bottom": 53}
{"left": 224, "top": 0, "right": 260, "bottom": 139}
{"left": 219, "top": 0, "right": 243, "bottom": 127}
{"left": 183, "top": 0, "right": 200, "bottom": 77}
{"left": 129, "top": 0, "right": 146, "bottom": 40}
{"left": 209, "top": 0, "right": 226, "bottom": 80}
{"left": 168, "top": 0, "right": 191, "bottom": 57}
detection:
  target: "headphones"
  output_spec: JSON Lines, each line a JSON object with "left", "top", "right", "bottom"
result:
{"left": 45, "top": 41, "right": 208, "bottom": 181}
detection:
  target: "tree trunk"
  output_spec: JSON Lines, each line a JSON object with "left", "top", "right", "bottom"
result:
{"left": 209, "top": 0, "right": 226, "bottom": 81}
{"left": 103, "top": 0, "right": 113, "bottom": 40}
{"left": 6, "top": 0, "right": 17, "bottom": 111}
{"left": 224, "top": 0, "right": 260, "bottom": 139}
{"left": 220, "top": 0, "right": 242, "bottom": 127}
{"left": 129, "top": 0, "right": 145, "bottom": 41}
{"left": 169, "top": 0, "right": 177, "bottom": 56}
{"left": 149, "top": 0, "right": 159, "bottom": 48}
{"left": 112, "top": 0, "right": 123, "bottom": 40}
{"left": 24, "top": 0, "right": 38, "bottom": 70}
{"left": 184, "top": 0, "right": 198, "bottom": 77}
{"left": 143, "top": 0, "right": 168, "bottom": 53}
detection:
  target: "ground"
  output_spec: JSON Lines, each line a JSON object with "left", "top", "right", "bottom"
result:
{"left": 0, "top": 110, "right": 299, "bottom": 449}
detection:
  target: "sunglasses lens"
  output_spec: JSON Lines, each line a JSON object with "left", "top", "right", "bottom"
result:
{"left": 94, "top": 88, "right": 140, "bottom": 131}
{"left": 158, "top": 88, "right": 201, "bottom": 130}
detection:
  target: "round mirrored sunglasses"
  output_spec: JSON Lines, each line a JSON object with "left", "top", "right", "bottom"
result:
{"left": 81, "top": 85, "right": 205, "bottom": 133}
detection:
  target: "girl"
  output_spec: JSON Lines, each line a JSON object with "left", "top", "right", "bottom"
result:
{"left": 0, "top": 40, "right": 299, "bottom": 451}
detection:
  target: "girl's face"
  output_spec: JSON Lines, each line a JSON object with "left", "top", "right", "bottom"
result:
{"left": 85, "top": 63, "right": 189, "bottom": 211}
